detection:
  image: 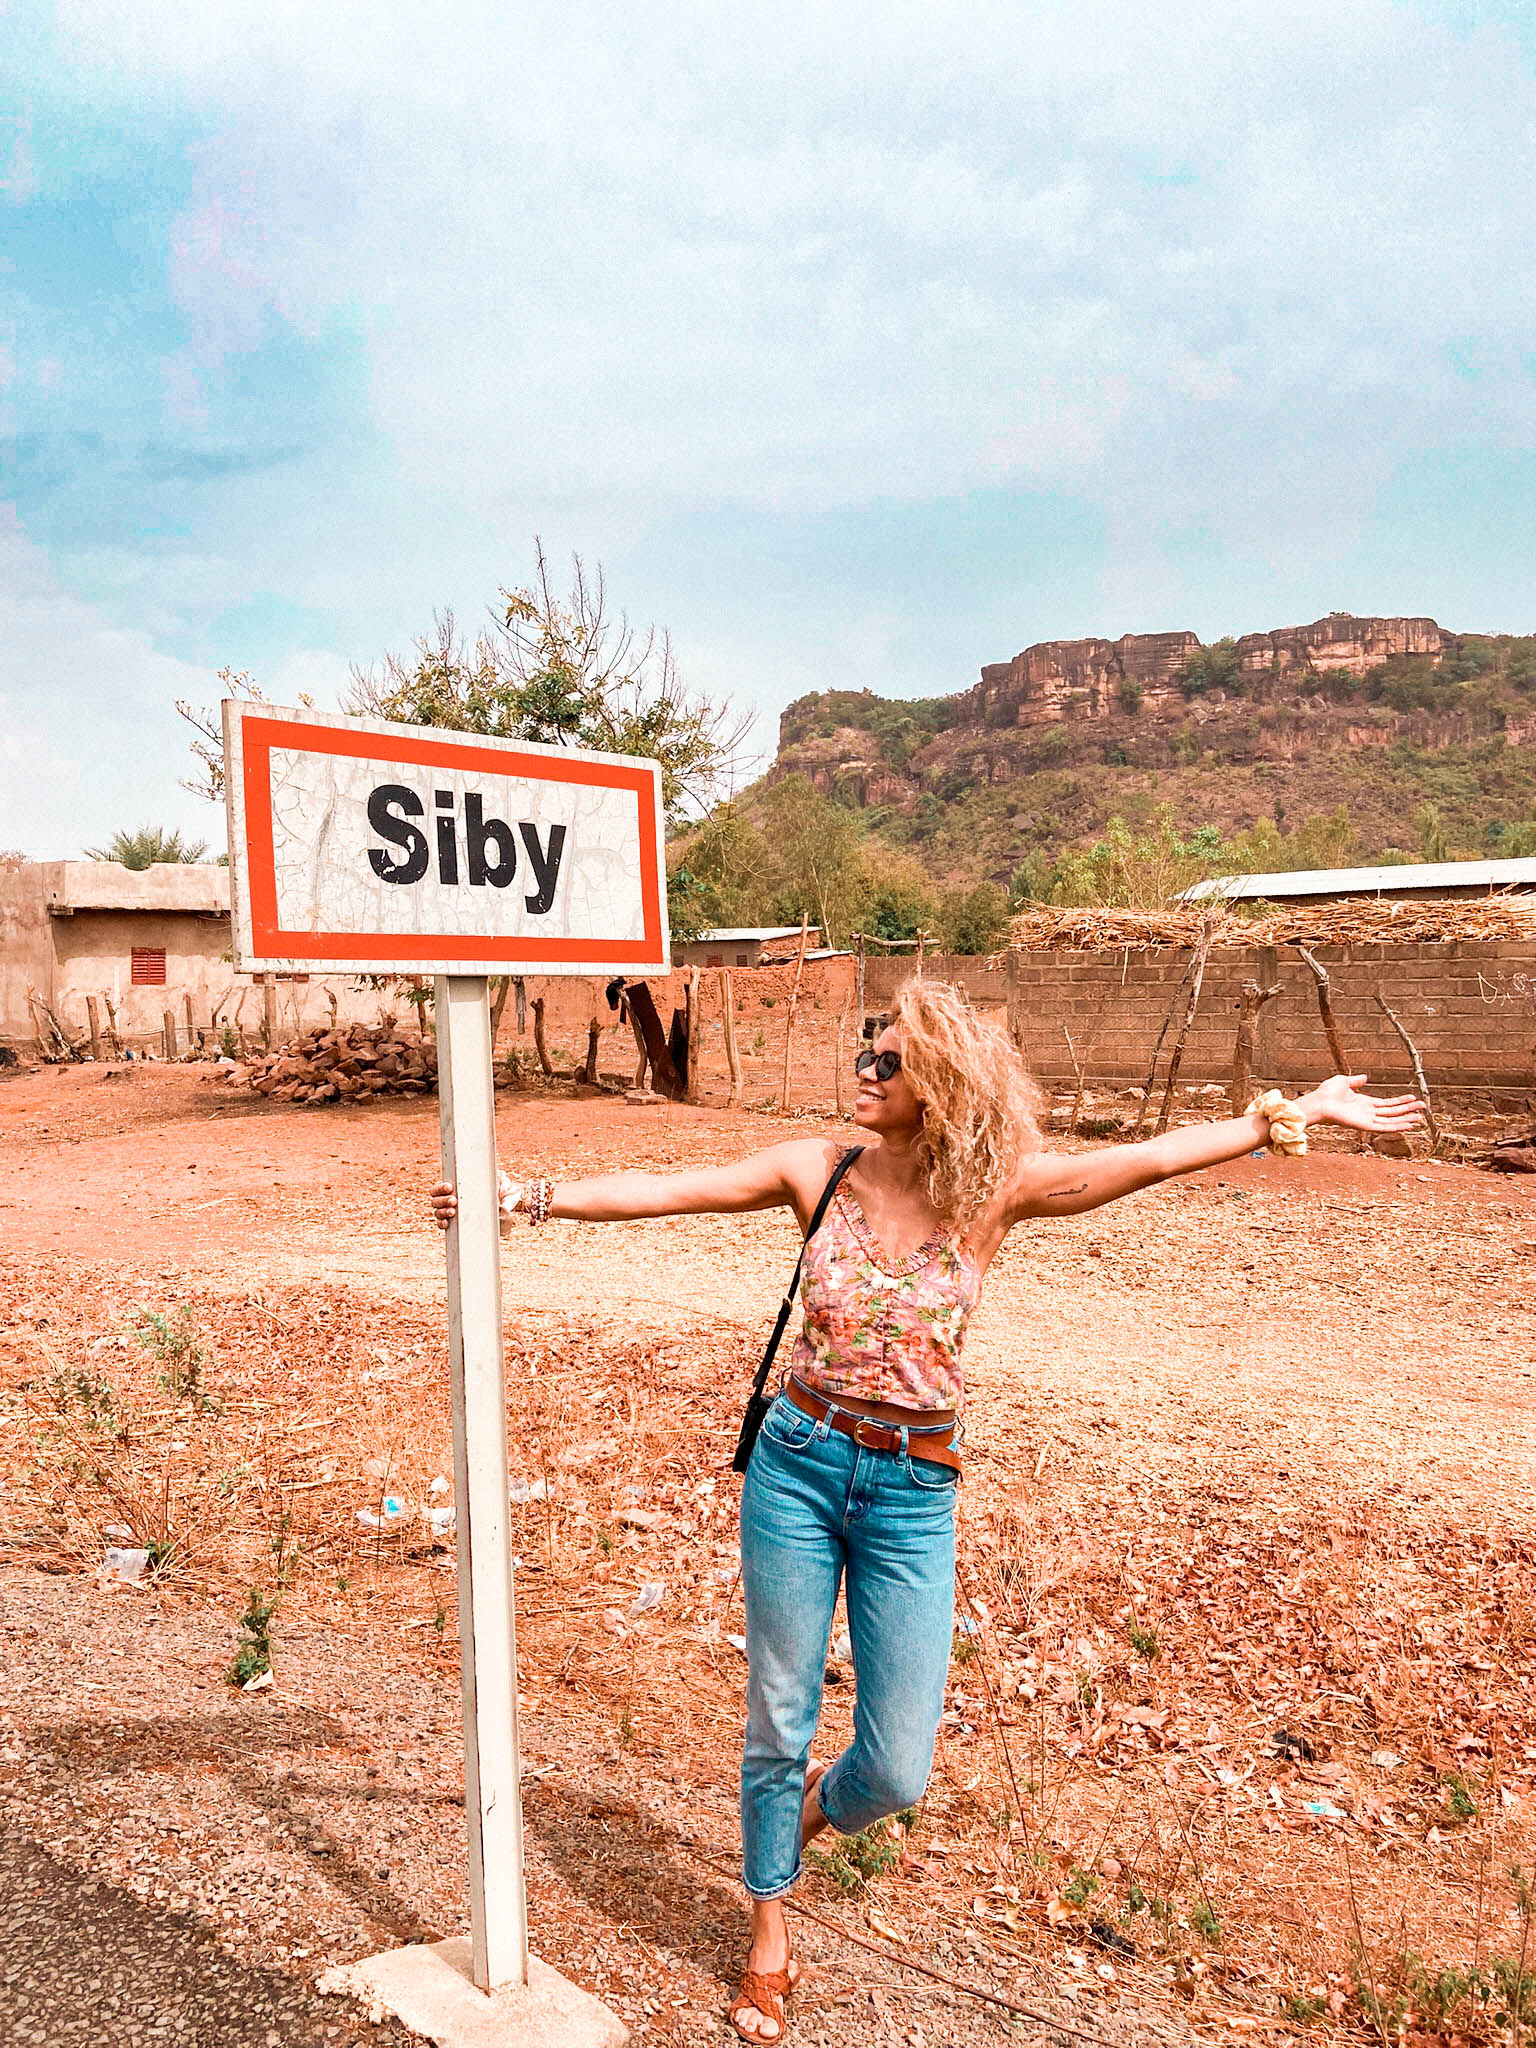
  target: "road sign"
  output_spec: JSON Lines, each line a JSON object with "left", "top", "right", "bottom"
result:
{"left": 225, "top": 702, "right": 662, "bottom": 2031}
{"left": 223, "top": 701, "right": 669, "bottom": 977}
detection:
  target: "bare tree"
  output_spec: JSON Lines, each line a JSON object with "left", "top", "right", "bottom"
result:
{"left": 346, "top": 543, "right": 752, "bottom": 822}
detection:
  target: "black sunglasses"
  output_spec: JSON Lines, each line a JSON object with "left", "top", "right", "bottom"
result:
{"left": 854, "top": 1049, "right": 902, "bottom": 1081}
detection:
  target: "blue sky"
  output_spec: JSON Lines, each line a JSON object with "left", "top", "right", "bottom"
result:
{"left": 3, "top": 0, "right": 1534, "bottom": 856}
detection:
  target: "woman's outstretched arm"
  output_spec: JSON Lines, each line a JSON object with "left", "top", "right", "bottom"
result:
{"left": 1002, "top": 1074, "right": 1424, "bottom": 1222}
{"left": 429, "top": 1136, "right": 837, "bottom": 1235}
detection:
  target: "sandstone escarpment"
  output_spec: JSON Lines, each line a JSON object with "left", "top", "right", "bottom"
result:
{"left": 766, "top": 612, "right": 1536, "bottom": 881}
{"left": 774, "top": 613, "right": 1469, "bottom": 801}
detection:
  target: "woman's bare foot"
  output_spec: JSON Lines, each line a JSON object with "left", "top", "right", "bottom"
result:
{"left": 800, "top": 1760, "right": 828, "bottom": 1846}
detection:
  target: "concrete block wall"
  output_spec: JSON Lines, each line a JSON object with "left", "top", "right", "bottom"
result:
{"left": 865, "top": 942, "right": 1536, "bottom": 1094}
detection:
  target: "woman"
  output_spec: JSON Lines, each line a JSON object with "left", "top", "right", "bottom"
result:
{"left": 431, "top": 980, "right": 1421, "bottom": 2042}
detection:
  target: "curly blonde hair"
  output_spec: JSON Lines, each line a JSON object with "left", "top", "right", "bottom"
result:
{"left": 888, "top": 979, "right": 1042, "bottom": 1222}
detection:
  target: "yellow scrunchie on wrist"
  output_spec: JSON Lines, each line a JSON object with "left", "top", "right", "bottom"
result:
{"left": 1246, "top": 1088, "right": 1307, "bottom": 1158}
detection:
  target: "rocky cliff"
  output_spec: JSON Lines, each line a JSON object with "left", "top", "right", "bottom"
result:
{"left": 771, "top": 614, "right": 1536, "bottom": 876}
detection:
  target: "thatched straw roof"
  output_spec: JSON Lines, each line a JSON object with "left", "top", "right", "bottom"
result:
{"left": 1006, "top": 895, "right": 1536, "bottom": 953}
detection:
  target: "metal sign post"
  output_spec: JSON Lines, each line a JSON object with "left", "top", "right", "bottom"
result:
{"left": 224, "top": 702, "right": 665, "bottom": 2042}
{"left": 437, "top": 971, "right": 527, "bottom": 1991}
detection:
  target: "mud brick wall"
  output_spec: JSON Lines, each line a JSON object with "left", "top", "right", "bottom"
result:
{"left": 865, "top": 943, "right": 1536, "bottom": 1095}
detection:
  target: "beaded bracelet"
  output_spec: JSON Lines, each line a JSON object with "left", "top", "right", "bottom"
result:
{"left": 495, "top": 1173, "right": 554, "bottom": 1226}
{"left": 1245, "top": 1088, "right": 1308, "bottom": 1158}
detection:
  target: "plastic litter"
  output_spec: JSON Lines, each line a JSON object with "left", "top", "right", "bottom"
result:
{"left": 102, "top": 1547, "right": 150, "bottom": 1583}
{"left": 831, "top": 1628, "right": 853, "bottom": 1663}
{"left": 356, "top": 1495, "right": 410, "bottom": 1533}
{"left": 508, "top": 1477, "right": 548, "bottom": 1505}
{"left": 427, "top": 1505, "right": 456, "bottom": 1537}
{"left": 103, "top": 1522, "right": 133, "bottom": 1542}
{"left": 1304, "top": 1799, "right": 1346, "bottom": 1819}
{"left": 428, "top": 1475, "right": 450, "bottom": 1496}
{"left": 625, "top": 1580, "right": 665, "bottom": 1619}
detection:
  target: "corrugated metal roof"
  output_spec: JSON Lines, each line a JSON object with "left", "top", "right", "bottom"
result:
{"left": 688, "top": 926, "right": 819, "bottom": 941}
{"left": 1183, "top": 857, "right": 1536, "bottom": 902}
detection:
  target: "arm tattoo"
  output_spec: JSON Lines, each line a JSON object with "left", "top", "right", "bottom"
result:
{"left": 1044, "top": 1182, "right": 1089, "bottom": 1200}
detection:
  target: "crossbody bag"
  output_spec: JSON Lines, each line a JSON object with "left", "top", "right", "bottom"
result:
{"left": 731, "top": 1146, "right": 864, "bottom": 1476}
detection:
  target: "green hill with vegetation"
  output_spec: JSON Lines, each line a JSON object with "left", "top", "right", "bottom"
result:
{"left": 669, "top": 624, "right": 1536, "bottom": 951}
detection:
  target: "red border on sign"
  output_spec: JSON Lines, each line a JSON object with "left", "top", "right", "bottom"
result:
{"left": 240, "top": 716, "right": 664, "bottom": 964}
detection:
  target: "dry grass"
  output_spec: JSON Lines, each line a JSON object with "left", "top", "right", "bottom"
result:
{"left": 4, "top": 1252, "right": 1535, "bottom": 2043}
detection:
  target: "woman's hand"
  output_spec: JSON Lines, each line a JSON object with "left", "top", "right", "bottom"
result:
{"left": 431, "top": 1172, "right": 522, "bottom": 1236}
{"left": 1298, "top": 1074, "right": 1425, "bottom": 1133}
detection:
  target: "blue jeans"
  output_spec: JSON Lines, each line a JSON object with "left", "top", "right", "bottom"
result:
{"left": 738, "top": 1392, "right": 958, "bottom": 1900}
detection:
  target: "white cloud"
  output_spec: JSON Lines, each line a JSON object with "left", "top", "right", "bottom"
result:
{"left": 48, "top": 0, "right": 1536, "bottom": 558}
{"left": 0, "top": 510, "right": 244, "bottom": 855}
{"left": 6, "top": 0, "right": 1534, "bottom": 860}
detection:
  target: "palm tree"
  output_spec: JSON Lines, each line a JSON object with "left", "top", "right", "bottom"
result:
{"left": 85, "top": 826, "right": 210, "bottom": 869}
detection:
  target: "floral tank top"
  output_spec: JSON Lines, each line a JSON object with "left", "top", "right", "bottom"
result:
{"left": 786, "top": 1171, "right": 980, "bottom": 1413}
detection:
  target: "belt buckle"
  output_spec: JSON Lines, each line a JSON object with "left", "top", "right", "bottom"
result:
{"left": 852, "top": 1417, "right": 886, "bottom": 1450}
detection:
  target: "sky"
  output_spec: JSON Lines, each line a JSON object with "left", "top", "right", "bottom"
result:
{"left": 2, "top": 0, "right": 1534, "bottom": 857}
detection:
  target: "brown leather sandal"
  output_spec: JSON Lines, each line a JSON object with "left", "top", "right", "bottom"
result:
{"left": 728, "top": 1966, "right": 792, "bottom": 2042}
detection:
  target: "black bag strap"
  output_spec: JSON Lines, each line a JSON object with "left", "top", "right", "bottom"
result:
{"left": 746, "top": 1145, "right": 864, "bottom": 1407}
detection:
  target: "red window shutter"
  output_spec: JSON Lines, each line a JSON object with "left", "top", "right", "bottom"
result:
{"left": 131, "top": 947, "right": 167, "bottom": 986}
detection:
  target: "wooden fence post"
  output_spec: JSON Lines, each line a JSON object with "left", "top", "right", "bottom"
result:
{"left": 855, "top": 934, "right": 867, "bottom": 1037}
{"left": 833, "top": 981, "right": 852, "bottom": 1116}
{"left": 163, "top": 1008, "right": 178, "bottom": 1059}
{"left": 1153, "top": 921, "right": 1216, "bottom": 1135}
{"left": 1375, "top": 995, "right": 1439, "bottom": 1154}
{"left": 1230, "top": 979, "right": 1282, "bottom": 1113}
{"left": 85, "top": 996, "right": 102, "bottom": 1060}
{"left": 1005, "top": 947, "right": 1023, "bottom": 1049}
{"left": 489, "top": 977, "right": 512, "bottom": 1049}
{"left": 1296, "top": 943, "right": 1366, "bottom": 1151}
{"left": 262, "top": 972, "right": 277, "bottom": 1048}
{"left": 779, "top": 915, "right": 810, "bottom": 1111}
{"left": 720, "top": 970, "right": 742, "bottom": 1107}
{"left": 684, "top": 968, "right": 701, "bottom": 1103}
{"left": 1130, "top": 955, "right": 1197, "bottom": 1142}
{"left": 531, "top": 997, "right": 554, "bottom": 1076}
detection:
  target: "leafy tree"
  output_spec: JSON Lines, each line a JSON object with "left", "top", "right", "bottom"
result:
{"left": 759, "top": 775, "right": 866, "bottom": 947}
{"left": 1176, "top": 637, "right": 1243, "bottom": 698}
{"left": 778, "top": 689, "right": 954, "bottom": 768}
{"left": 1225, "top": 804, "right": 1356, "bottom": 874}
{"left": 1050, "top": 808, "right": 1229, "bottom": 908}
{"left": 665, "top": 803, "right": 772, "bottom": 940}
{"left": 86, "top": 826, "right": 209, "bottom": 869}
{"left": 858, "top": 847, "right": 938, "bottom": 943}
{"left": 1009, "top": 851, "right": 1062, "bottom": 905}
{"left": 1495, "top": 820, "right": 1536, "bottom": 858}
{"left": 347, "top": 543, "right": 750, "bottom": 823}
{"left": 936, "top": 881, "right": 1010, "bottom": 954}
{"left": 1416, "top": 803, "right": 1451, "bottom": 863}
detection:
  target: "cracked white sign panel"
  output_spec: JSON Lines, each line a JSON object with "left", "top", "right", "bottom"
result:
{"left": 224, "top": 702, "right": 669, "bottom": 976}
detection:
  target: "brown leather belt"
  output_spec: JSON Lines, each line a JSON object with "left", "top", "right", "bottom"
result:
{"left": 785, "top": 1379, "right": 963, "bottom": 1477}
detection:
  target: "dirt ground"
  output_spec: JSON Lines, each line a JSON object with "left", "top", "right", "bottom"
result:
{"left": 3, "top": 1061, "right": 1535, "bottom": 2047}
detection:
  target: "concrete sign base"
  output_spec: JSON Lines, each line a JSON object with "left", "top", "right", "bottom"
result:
{"left": 321, "top": 1940, "right": 628, "bottom": 2048}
